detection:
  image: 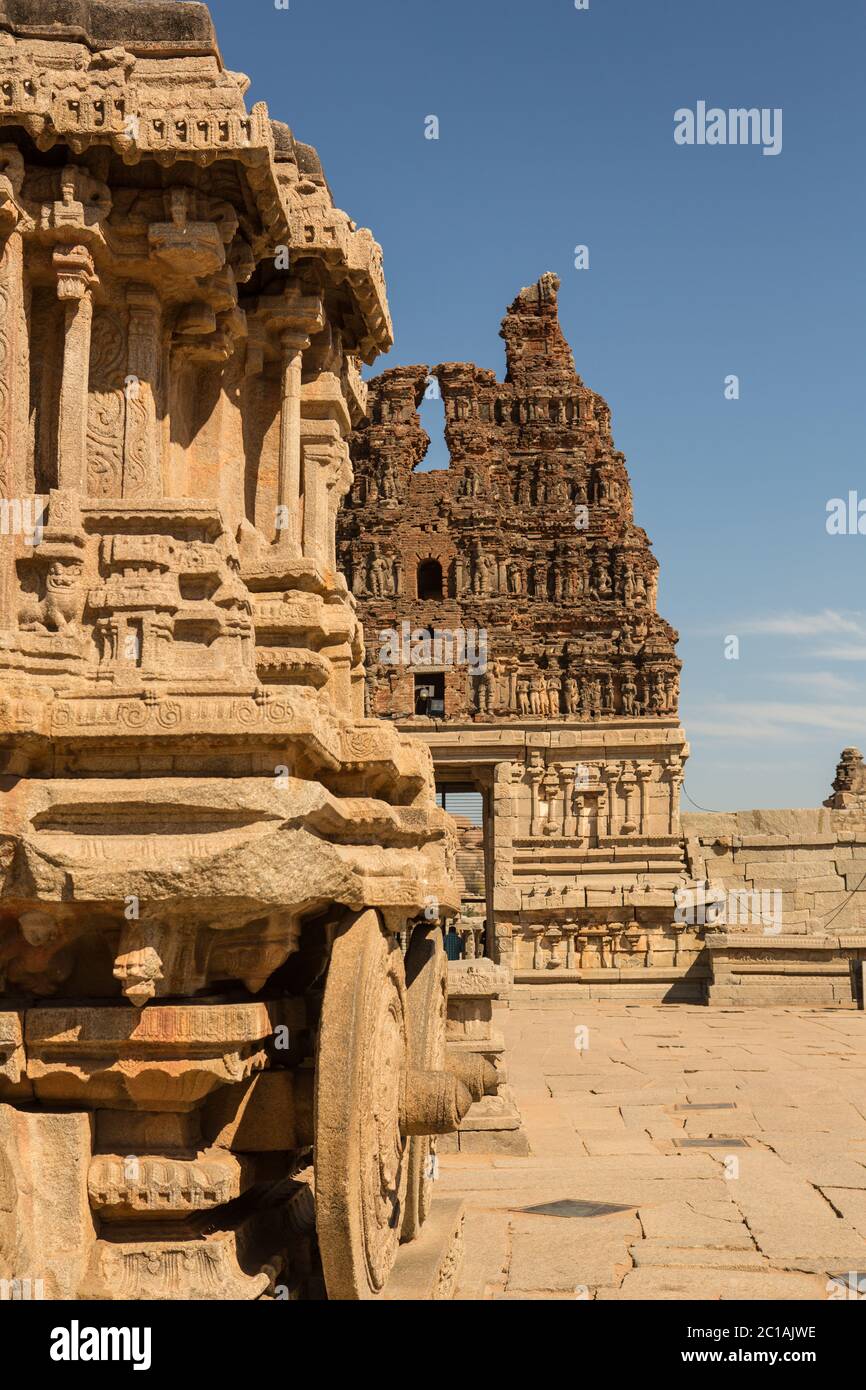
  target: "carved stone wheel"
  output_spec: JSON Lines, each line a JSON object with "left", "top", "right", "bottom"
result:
{"left": 314, "top": 909, "right": 410, "bottom": 1300}
{"left": 401, "top": 920, "right": 447, "bottom": 1243}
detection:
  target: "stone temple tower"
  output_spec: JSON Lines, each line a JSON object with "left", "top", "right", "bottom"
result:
{"left": 341, "top": 274, "right": 694, "bottom": 997}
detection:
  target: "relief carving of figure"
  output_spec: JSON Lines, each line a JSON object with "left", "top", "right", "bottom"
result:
{"left": 546, "top": 671, "right": 562, "bottom": 716}
{"left": 18, "top": 560, "right": 85, "bottom": 633}
{"left": 459, "top": 467, "right": 479, "bottom": 498}
{"left": 481, "top": 553, "right": 498, "bottom": 595}
{"left": 532, "top": 560, "right": 547, "bottom": 599}
{"left": 364, "top": 655, "right": 379, "bottom": 716}
{"left": 621, "top": 672, "right": 638, "bottom": 716}
{"left": 529, "top": 670, "right": 545, "bottom": 716}
{"left": 469, "top": 544, "right": 485, "bottom": 595}
{"left": 648, "top": 670, "right": 666, "bottom": 713}
{"left": 571, "top": 477, "right": 588, "bottom": 507}
{"left": 588, "top": 677, "right": 602, "bottom": 719}
{"left": 621, "top": 566, "right": 635, "bottom": 605}
{"left": 563, "top": 675, "right": 579, "bottom": 715}
{"left": 591, "top": 464, "right": 610, "bottom": 504}
{"left": 591, "top": 555, "right": 612, "bottom": 600}
{"left": 516, "top": 675, "right": 530, "bottom": 715}
{"left": 476, "top": 666, "right": 496, "bottom": 714}
{"left": 602, "top": 672, "right": 616, "bottom": 713}
{"left": 665, "top": 670, "right": 679, "bottom": 711}
{"left": 380, "top": 461, "right": 398, "bottom": 500}
{"left": 368, "top": 551, "right": 394, "bottom": 597}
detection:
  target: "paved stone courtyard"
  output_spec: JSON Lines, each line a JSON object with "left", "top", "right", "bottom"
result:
{"left": 440, "top": 998, "right": 866, "bottom": 1299}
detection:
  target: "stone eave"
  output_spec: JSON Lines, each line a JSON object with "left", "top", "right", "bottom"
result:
{"left": 0, "top": 0, "right": 221, "bottom": 61}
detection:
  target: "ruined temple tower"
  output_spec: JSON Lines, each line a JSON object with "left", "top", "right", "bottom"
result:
{"left": 342, "top": 274, "right": 696, "bottom": 996}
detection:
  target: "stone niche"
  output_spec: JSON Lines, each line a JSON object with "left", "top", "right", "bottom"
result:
{"left": 0, "top": 0, "right": 483, "bottom": 1301}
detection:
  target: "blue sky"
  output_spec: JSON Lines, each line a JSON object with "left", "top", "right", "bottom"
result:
{"left": 207, "top": 0, "right": 866, "bottom": 810}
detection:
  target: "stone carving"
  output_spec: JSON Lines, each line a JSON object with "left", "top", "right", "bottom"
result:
{"left": 341, "top": 274, "right": 681, "bottom": 725}
{"left": 824, "top": 747, "right": 866, "bottom": 810}
{"left": 0, "top": 0, "right": 465, "bottom": 1303}
{"left": 18, "top": 559, "right": 85, "bottom": 633}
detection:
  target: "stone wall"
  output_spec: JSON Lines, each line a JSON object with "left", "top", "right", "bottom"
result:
{"left": 683, "top": 808, "right": 866, "bottom": 1006}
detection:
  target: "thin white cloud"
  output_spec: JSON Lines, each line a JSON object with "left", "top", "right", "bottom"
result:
{"left": 685, "top": 699, "right": 866, "bottom": 742}
{"left": 772, "top": 671, "right": 861, "bottom": 694}
{"left": 816, "top": 644, "right": 866, "bottom": 661}
{"left": 737, "top": 610, "right": 865, "bottom": 637}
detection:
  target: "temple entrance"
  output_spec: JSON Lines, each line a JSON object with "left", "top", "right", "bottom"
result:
{"left": 436, "top": 781, "right": 491, "bottom": 957}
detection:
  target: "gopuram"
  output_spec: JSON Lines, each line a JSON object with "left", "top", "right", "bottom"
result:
{"left": 0, "top": 0, "right": 496, "bottom": 1302}
{"left": 342, "top": 281, "right": 866, "bottom": 1008}
{"left": 341, "top": 274, "right": 696, "bottom": 997}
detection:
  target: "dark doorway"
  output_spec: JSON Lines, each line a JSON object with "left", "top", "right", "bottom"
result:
{"left": 417, "top": 559, "right": 444, "bottom": 600}
{"left": 414, "top": 672, "right": 445, "bottom": 715}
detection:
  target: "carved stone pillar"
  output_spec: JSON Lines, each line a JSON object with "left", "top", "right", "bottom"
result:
{"left": 527, "top": 758, "right": 544, "bottom": 837}
{"left": 546, "top": 924, "right": 563, "bottom": 968}
{"left": 576, "top": 928, "right": 589, "bottom": 969}
{"left": 636, "top": 761, "right": 653, "bottom": 836}
{"left": 54, "top": 245, "right": 98, "bottom": 494}
{"left": 666, "top": 756, "right": 684, "bottom": 835}
{"left": 542, "top": 766, "right": 560, "bottom": 835}
{"left": 602, "top": 764, "right": 620, "bottom": 837}
{"left": 559, "top": 764, "right": 576, "bottom": 836}
{"left": 621, "top": 763, "right": 638, "bottom": 834}
{"left": 302, "top": 440, "right": 334, "bottom": 568}
{"left": 123, "top": 284, "right": 162, "bottom": 498}
{"left": 327, "top": 441, "right": 352, "bottom": 573}
{"left": 530, "top": 927, "right": 545, "bottom": 971}
{"left": 0, "top": 214, "right": 28, "bottom": 626}
{"left": 277, "top": 330, "right": 307, "bottom": 550}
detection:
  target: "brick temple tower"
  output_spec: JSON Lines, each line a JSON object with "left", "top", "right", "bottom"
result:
{"left": 340, "top": 274, "right": 694, "bottom": 994}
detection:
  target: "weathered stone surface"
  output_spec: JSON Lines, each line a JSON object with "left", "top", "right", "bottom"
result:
{"left": 0, "top": 1105, "right": 95, "bottom": 1299}
{"left": 825, "top": 747, "right": 866, "bottom": 810}
{"left": 0, "top": 0, "right": 463, "bottom": 1302}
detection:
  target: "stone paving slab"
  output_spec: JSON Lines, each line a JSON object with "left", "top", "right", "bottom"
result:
{"left": 441, "top": 1000, "right": 866, "bottom": 1301}
{"left": 597, "top": 1267, "right": 829, "bottom": 1300}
